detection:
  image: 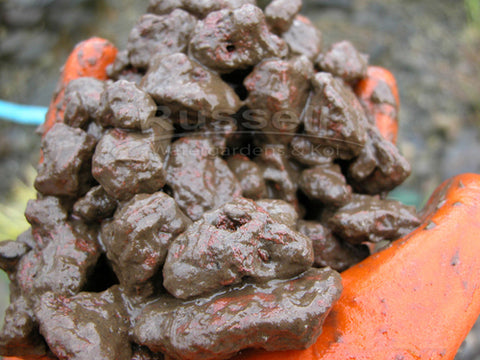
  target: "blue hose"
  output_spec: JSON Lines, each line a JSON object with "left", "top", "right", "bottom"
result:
{"left": 0, "top": 100, "right": 48, "bottom": 126}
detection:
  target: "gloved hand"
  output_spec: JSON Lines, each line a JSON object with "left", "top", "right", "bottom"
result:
{"left": 6, "top": 38, "right": 480, "bottom": 360}
{"left": 235, "top": 172, "right": 480, "bottom": 360}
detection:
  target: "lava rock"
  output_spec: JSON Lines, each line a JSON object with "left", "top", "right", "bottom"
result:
{"left": 15, "top": 229, "right": 37, "bottom": 251}
{"left": 327, "top": 194, "right": 420, "bottom": 244}
{"left": 100, "top": 80, "right": 157, "bottom": 130}
{"left": 86, "top": 120, "right": 106, "bottom": 141}
{"left": 244, "top": 56, "right": 313, "bottom": 143}
{"left": 282, "top": 15, "right": 323, "bottom": 61}
{"left": 106, "top": 49, "right": 131, "bottom": 79}
{"left": 0, "top": 240, "right": 29, "bottom": 274}
{"left": 141, "top": 53, "right": 242, "bottom": 123}
{"left": 255, "top": 144, "right": 298, "bottom": 206}
{"left": 265, "top": 0, "right": 302, "bottom": 34}
{"left": 35, "top": 123, "right": 96, "bottom": 197}
{"left": 101, "top": 192, "right": 191, "bottom": 293}
{"left": 15, "top": 221, "right": 100, "bottom": 299}
{"left": 227, "top": 155, "right": 266, "bottom": 199}
{"left": 63, "top": 77, "right": 106, "bottom": 129}
{"left": 198, "top": 119, "right": 239, "bottom": 155}
{"left": 165, "top": 138, "right": 242, "bottom": 221}
{"left": 163, "top": 197, "right": 313, "bottom": 299}
{"left": 289, "top": 135, "right": 334, "bottom": 166}
{"left": 348, "top": 125, "right": 411, "bottom": 193}
{"left": 133, "top": 267, "right": 342, "bottom": 360}
{"left": 190, "top": 4, "right": 288, "bottom": 73}
{"left": 316, "top": 40, "right": 368, "bottom": 83}
{"left": 72, "top": 185, "right": 117, "bottom": 222}
{"left": 0, "top": 296, "right": 47, "bottom": 358}
{"left": 25, "top": 196, "right": 68, "bottom": 245}
{"left": 256, "top": 198, "right": 298, "bottom": 229}
{"left": 92, "top": 129, "right": 167, "bottom": 201}
{"left": 299, "top": 164, "right": 352, "bottom": 207}
{"left": 297, "top": 220, "right": 369, "bottom": 271}
{"left": 303, "top": 72, "right": 368, "bottom": 159}
{"left": 106, "top": 49, "right": 144, "bottom": 85}
{"left": 35, "top": 288, "right": 131, "bottom": 360}
{"left": 131, "top": 345, "right": 164, "bottom": 360}
{"left": 127, "top": 10, "right": 197, "bottom": 69}
{"left": 148, "top": 0, "right": 257, "bottom": 18}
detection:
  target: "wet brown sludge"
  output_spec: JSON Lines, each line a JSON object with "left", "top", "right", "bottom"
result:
{"left": 0, "top": 1, "right": 420, "bottom": 359}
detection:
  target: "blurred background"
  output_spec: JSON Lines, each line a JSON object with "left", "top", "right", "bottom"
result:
{"left": 0, "top": 0, "right": 479, "bottom": 358}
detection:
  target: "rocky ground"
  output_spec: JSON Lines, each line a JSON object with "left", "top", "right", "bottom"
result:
{"left": 0, "top": 0, "right": 479, "bottom": 358}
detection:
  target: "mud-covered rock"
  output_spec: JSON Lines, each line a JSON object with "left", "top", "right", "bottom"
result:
{"left": 0, "top": 296, "right": 48, "bottom": 358}
{"left": 244, "top": 56, "right": 313, "bottom": 143}
{"left": 356, "top": 76, "right": 399, "bottom": 145}
{"left": 141, "top": 53, "right": 242, "bottom": 123}
{"left": 92, "top": 129, "right": 167, "bottom": 201}
{"left": 227, "top": 155, "right": 266, "bottom": 199}
{"left": 15, "top": 229, "right": 37, "bottom": 251}
{"left": 25, "top": 196, "right": 68, "bottom": 244}
{"left": 148, "top": 0, "right": 256, "bottom": 18}
{"left": 181, "top": 117, "right": 239, "bottom": 156}
{"left": 143, "top": 117, "right": 175, "bottom": 156}
{"left": 200, "top": 118, "right": 239, "bottom": 155}
{"left": 127, "top": 11, "right": 197, "bottom": 69}
{"left": 106, "top": 49, "right": 144, "bottom": 85}
{"left": 64, "top": 77, "right": 106, "bottom": 129}
{"left": 328, "top": 194, "right": 420, "bottom": 244}
{"left": 0, "top": 240, "right": 29, "bottom": 274}
{"left": 0, "top": 1, "right": 424, "bottom": 358}
{"left": 35, "top": 123, "right": 96, "bottom": 197}
{"left": 166, "top": 138, "right": 242, "bottom": 221}
{"left": 133, "top": 267, "right": 342, "bottom": 360}
{"left": 86, "top": 120, "right": 106, "bottom": 141}
{"left": 15, "top": 221, "right": 100, "bottom": 299}
{"left": 190, "top": 4, "right": 288, "bottom": 73}
{"left": 131, "top": 346, "right": 164, "bottom": 360}
{"left": 73, "top": 185, "right": 117, "bottom": 222}
{"left": 35, "top": 288, "right": 131, "bottom": 360}
{"left": 256, "top": 198, "right": 298, "bottom": 229}
{"left": 265, "top": 0, "right": 302, "bottom": 34}
{"left": 282, "top": 15, "right": 323, "bottom": 61}
{"left": 289, "top": 135, "right": 334, "bottom": 166}
{"left": 297, "top": 220, "right": 369, "bottom": 271}
{"left": 255, "top": 144, "right": 298, "bottom": 205}
{"left": 316, "top": 40, "right": 368, "bottom": 83}
{"left": 303, "top": 72, "right": 368, "bottom": 159}
{"left": 299, "top": 164, "right": 352, "bottom": 207}
{"left": 101, "top": 192, "right": 191, "bottom": 293}
{"left": 163, "top": 197, "right": 313, "bottom": 299}
{"left": 348, "top": 125, "right": 411, "bottom": 193}
{"left": 100, "top": 80, "right": 157, "bottom": 130}
{"left": 363, "top": 77, "right": 398, "bottom": 110}
{"left": 106, "top": 49, "right": 131, "bottom": 79}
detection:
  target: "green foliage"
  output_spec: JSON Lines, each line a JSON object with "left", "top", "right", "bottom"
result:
{"left": 0, "top": 168, "right": 35, "bottom": 329}
{"left": 0, "top": 167, "right": 36, "bottom": 241}
{"left": 465, "top": 0, "right": 480, "bottom": 28}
